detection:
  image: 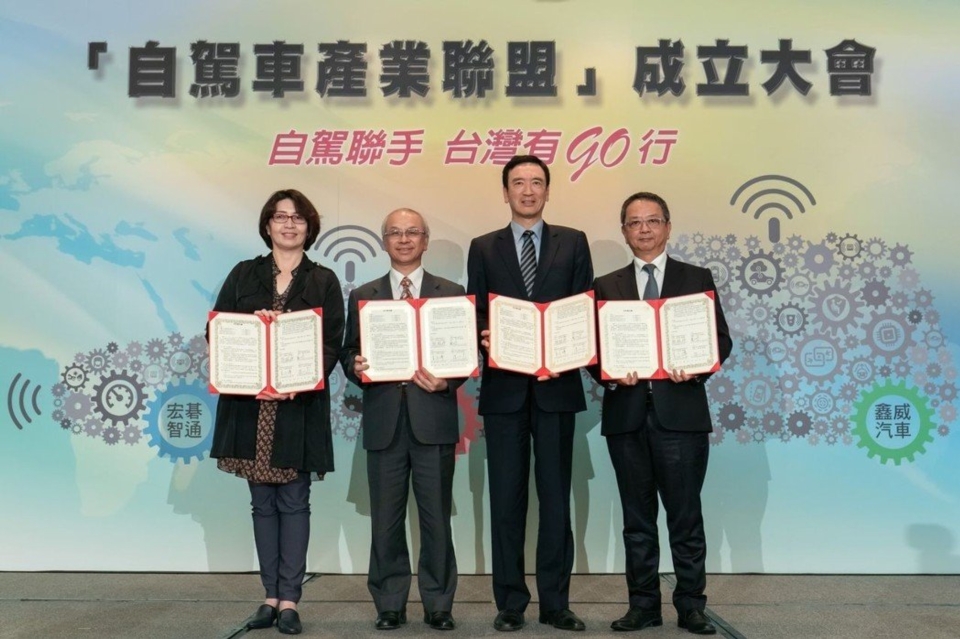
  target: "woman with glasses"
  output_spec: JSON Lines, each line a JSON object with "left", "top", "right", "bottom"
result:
{"left": 209, "top": 189, "right": 345, "bottom": 635}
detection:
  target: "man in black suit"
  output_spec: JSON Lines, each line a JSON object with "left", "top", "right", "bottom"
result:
{"left": 467, "top": 155, "right": 593, "bottom": 632}
{"left": 593, "top": 192, "right": 732, "bottom": 635}
{"left": 341, "top": 208, "right": 465, "bottom": 631}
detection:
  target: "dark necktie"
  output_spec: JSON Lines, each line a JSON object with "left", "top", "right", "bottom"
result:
{"left": 642, "top": 263, "right": 659, "bottom": 300}
{"left": 520, "top": 230, "right": 537, "bottom": 297}
{"left": 400, "top": 276, "right": 413, "bottom": 300}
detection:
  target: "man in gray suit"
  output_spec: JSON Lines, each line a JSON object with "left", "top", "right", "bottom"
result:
{"left": 341, "top": 208, "right": 466, "bottom": 631}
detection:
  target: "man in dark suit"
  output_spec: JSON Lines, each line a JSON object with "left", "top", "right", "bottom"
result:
{"left": 467, "top": 155, "right": 593, "bottom": 632}
{"left": 341, "top": 208, "right": 465, "bottom": 631}
{"left": 593, "top": 192, "right": 733, "bottom": 635}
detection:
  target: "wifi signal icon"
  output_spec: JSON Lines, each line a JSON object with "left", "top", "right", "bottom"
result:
{"left": 730, "top": 175, "right": 816, "bottom": 243}
{"left": 7, "top": 373, "right": 42, "bottom": 430}
{"left": 313, "top": 225, "right": 384, "bottom": 284}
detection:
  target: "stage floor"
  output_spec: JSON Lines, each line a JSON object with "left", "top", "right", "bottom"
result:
{"left": 1, "top": 573, "right": 958, "bottom": 638}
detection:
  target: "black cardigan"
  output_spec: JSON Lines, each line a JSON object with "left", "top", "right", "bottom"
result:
{"left": 209, "top": 254, "right": 345, "bottom": 474}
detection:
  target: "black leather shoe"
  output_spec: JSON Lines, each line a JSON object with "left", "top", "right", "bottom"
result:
{"left": 247, "top": 604, "right": 277, "bottom": 629}
{"left": 677, "top": 609, "right": 716, "bottom": 635}
{"left": 424, "top": 611, "right": 456, "bottom": 630}
{"left": 375, "top": 610, "right": 407, "bottom": 630}
{"left": 539, "top": 609, "right": 586, "bottom": 631}
{"left": 493, "top": 609, "right": 525, "bottom": 631}
{"left": 277, "top": 609, "right": 302, "bottom": 635}
{"left": 611, "top": 606, "right": 663, "bottom": 631}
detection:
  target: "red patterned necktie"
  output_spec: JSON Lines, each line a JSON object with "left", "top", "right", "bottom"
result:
{"left": 400, "top": 276, "right": 413, "bottom": 299}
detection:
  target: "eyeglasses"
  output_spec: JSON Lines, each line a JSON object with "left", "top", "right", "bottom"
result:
{"left": 271, "top": 212, "right": 307, "bottom": 225}
{"left": 383, "top": 228, "right": 427, "bottom": 240}
{"left": 623, "top": 218, "right": 667, "bottom": 230}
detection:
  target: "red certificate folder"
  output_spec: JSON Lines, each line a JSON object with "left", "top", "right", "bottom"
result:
{"left": 487, "top": 291, "right": 598, "bottom": 377}
{"left": 597, "top": 291, "right": 720, "bottom": 381}
{"left": 359, "top": 295, "right": 479, "bottom": 383}
{"left": 208, "top": 308, "right": 324, "bottom": 395}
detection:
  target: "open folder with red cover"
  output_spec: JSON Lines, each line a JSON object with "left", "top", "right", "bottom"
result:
{"left": 359, "top": 295, "right": 479, "bottom": 383}
{"left": 597, "top": 291, "right": 721, "bottom": 380}
{"left": 207, "top": 308, "right": 324, "bottom": 395}
{"left": 487, "top": 291, "right": 597, "bottom": 377}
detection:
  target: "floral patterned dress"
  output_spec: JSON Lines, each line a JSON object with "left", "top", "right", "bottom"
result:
{"left": 217, "top": 259, "right": 299, "bottom": 484}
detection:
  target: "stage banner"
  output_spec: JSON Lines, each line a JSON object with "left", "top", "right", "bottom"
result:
{"left": 1, "top": 1, "right": 959, "bottom": 574}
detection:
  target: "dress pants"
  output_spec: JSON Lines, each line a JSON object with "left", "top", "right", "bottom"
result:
{"left": 249, "top": 473, "right": 311, "bottom": 602}
{"left": 484, "top": 390, "right": 575, "bottom": 613}
{"left": 606, "top": 391, "right": 710, "bottom": 614}
{"left": 367, "top": 387, "right": 457, "bottom": 614}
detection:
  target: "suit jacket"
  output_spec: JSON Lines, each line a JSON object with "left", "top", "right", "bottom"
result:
{"left": 210, "top": 254, "right": 345, "bottom": 473}
{"left": 593, "top": 257, "right": 733, "bottom": 435}
{"left": 467, "top": 222, "right": 593, "bottom": 415}
{"left": 340, "top": 271, "right": 467, "bottom": 451}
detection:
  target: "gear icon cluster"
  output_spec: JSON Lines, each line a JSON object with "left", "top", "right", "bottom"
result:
{"left": 56, "top": 330, "right": 213, "bottom": 457}
{"left": 670, "top": 228, "right": 955, "bottom": 463}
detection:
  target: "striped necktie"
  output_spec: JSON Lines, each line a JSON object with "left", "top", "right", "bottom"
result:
{"left": 520, "top": 230, "right": 537, "bottom": 297}
{"left": 642, "top": 263, "right": 659, "bottom": 300}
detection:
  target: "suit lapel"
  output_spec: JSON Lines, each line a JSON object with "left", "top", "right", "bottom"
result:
{"left": 659, "top": 257, "right": 687, "bottom": 298}
{"left": 533, "top": 222, "right": 559, "bottom": 299}
{"left": 371, "top": 273, "right": 393, "bottom": 300}
{"left": 494, "top": 225, "right": 528, "bottom": 297}
{"left": 420, "top": 271, "right": 441, "bottom": 299}
{"left": 614, "top": 263, "right": 640, "bottom": 300}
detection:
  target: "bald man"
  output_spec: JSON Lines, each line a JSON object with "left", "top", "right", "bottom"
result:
{"left": 340, "top": 209, "right": 466, "bottom": 631}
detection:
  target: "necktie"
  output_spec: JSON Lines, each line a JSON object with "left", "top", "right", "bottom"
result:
{"left": 520, "top": 230, "right": 537, "bottom": 297}
{"left": 642, "top": 263, "right": 659, "bottom": 300}
{"left": 400, "top": 276, "right": 413, "bottom": 300}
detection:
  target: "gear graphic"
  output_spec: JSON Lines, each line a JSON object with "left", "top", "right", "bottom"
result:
{"left": 803, "top": 242, "right": 835, "bottom": 275}
{"left": 808, "top": 433, "right": 820, "bottom": 446}
{"left": 836, "top": 233, "right": 862, "bottom": 260}
{"left": 851, "top": 380, "right": 936, "bottom": 465}
{"left": 740, "top": 375, "right": 777, "bottom": 411}
{"left": 786, "top": 274, "right": 813, "bottom": 299}
{"left": 738, "top": 250, "right": 783, "bottom": 297}
{"left": 188, "top": 334, "right": 207, "bottom": 355}
{"left": 898, "top": 268, "right": 920, "bottom": 289}
{"left": 810, "top": 390, "right": 835, "bottom": 416}
{"left": 865, "top": 312, "right": 912, "bottom": 361}
{"left": 83, "top": 418, "right": 104, "bottom": 438}
{"left": 166, "top": 350, "right": 194, "bottom": 377}
{"left": 794, "top": 333, "right": 842, "bottom": 382}
{"left": 167, "top": 332, "right": 185, "bottom": 349}
{"left": 864, "top": 237, "right": 887, "bottom": 259}
{"left": 889, "top": 244, "right": 912, "bottom": 267}
{"left": 92, "top": 370, "right": 148, "bottom": 425}
{"left": 122, "top": 424, "right": 143, "bottom": 445}
{"left": 145, "top": 338, "right": 168, "bottom": 361}
{"left": 707, "top": 375, "right": 736, "bottom": 404}
{"left": 702, "top": 260, "right": 731, "bottom": 289}
{"left": 813, "top": 418, "right": 830, "bottom": 435}
{"left": 709, "top": 427, "right": 725, "bottom": 446}
{"left": 786, "top": 234, "right": 804, "bottom": 252}
{"left": 914, "top": 289, "right": 934, "bottom": 309}
{"left": 141, "top": 362, "right": 170, "bottom": 389}
{"left": 761, "top": 411, "right": 783, "bottom": 435}
{"left": 142, "top": 379, "right": 217, "bottom": 463}
{"left": 340, "top": 416, "right": 361, "bottom": 442}
{"left": 86, "top": 348, "right": 110, "bottom": 374}
{"left": 717, "top": 403, "right": 746, "bottom": 431}
{"left": 860, "top": 280, "right": 890, "bottom": 308}
{"left": 107, "top": 342, "right": 119, "bottom": 354}
{"left": 61, "top": 364, "right": 89, "bottom": 390}
{"left": 775, "top": 302, "right": 807, "bottom": 337}
{"left": 745, "top": 236, "right": 761, "bottom": 251}
{"left": 858, "top": 261, "right": 877, "bottom": 280}
{"left": 63, "top": 391, "right": 94, "bottom": 422}
{"left": 111, "top": 351, "right": 131, "bottom": 370}
{"left": 51, "top": 382, "right": 67, "bottom": 398}
{"left": 52, "top": 409, "right": 65, "bottom": 422}
{"left": 786, "top": 411, "right": 812, "bottom": 437}
{"left": 810, "top": 280, "right": 864, "bottom": 336}
{"left": 102, "top": 426, "right": 121, "bottom": 446}
{"left": 126, "top": 341, "right": 144, "bottom": 358}
{"left": 736, "top": 429, "right": 753, "bottom": 444}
